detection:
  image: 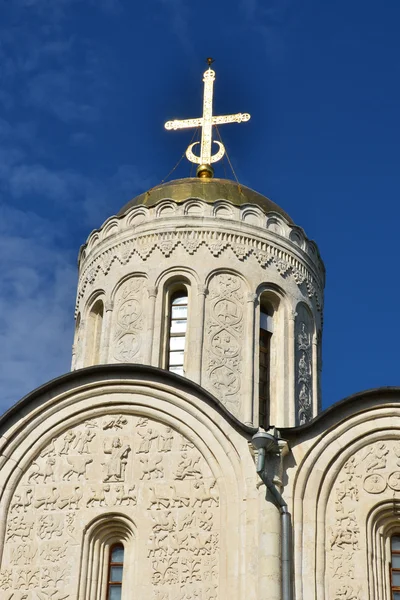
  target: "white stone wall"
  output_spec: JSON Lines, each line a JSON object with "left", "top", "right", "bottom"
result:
{"left": 0, "top": 371, "right": 272, "bottom": 600}
{"left": 287, "top": 392, "right": 400, "bottom": 600}
{"left": 72, "top": 198, "right": 325, "bottom": 427}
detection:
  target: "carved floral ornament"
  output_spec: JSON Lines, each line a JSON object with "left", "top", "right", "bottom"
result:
{"left": 325, "top": 439, "right": 400, "bottom": 600}
{"left": 76, "top": 228, "right": 323, "bottom": 314}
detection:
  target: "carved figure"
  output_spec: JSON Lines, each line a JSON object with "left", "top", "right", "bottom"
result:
{"left": 137, "top": 428, "right": 159, "bottom": 453}
{"left": 74, "top": 430, "right": 96, "bottom": 454}
{"left": 58, "top": 486, "right": 83, "bottom": 510}
{"left": 148, "top": 486, "right": 170, "bottom": 510}
{"left": 297, "top": 322, "right": 310, "bottom": 350}
{"left": 62, "top": 456, "right": 93, "bottom": 481}
{"left": 158, "top": 427, "right": 174, "bottom": 453}
{"left": 115, "top": 485, "right": 137, "bottom": 506}
{"left": 199, "top": 508, "right": 214, "bottom": 531}
{"left": 192, "top": 481, "right": 219, "bottom": 507}
{"left": 28, "top": 457, "right": 55, "bottom": 484}
{"left": 6, "top": 515, "right": 34, "bottom": 541}
{"left": 334, "top": 585, "right": 360, "bottom": 600}
{"left": 330, "top": 512, "right": 359, "bottom": 551}
{"left": 103, "top": 415, "right": 128, "bottom": 430}
{"left": 330, "top": 552, "right": 355, "bottom": 579}
{"left": 11, "top": 544, "right": 37, "bottom": 566}
{"left": 40, "top": 438, "right": 57, "bottom": 457}
{"left": 40, "top": 541, "right": 68, "bottom": 561}
{"left": 147, "top": 533, "right": 168, "bottom": 558}
{"left": 103, "top": 437, "right": 131, "bottom": 482}
{"left": 86, "top": 484, "right": 110, "bottom": 507}
{"left": 59, "top": 430, "right": 76, "bottom": 455}
{"left": 178, "top": 510, "right": 196, "bottom": 531}
{"left": 140, "top": 455, "right": 164, "bottom": 480}
{"left": 34, "top": 486, "right": 60, "bottom": 510}
{"left": 170, "top": 485, "right": 190, "bottom": 508}
{"left": 10, "top": 488, "right": 33, "bottom": 513}
{"left": 38, "top": 514, "right": 64, "bottom": 540}
{"left": 175, "top": 454, "right": 202, "bottom": 480}
{"left": 364, "top": 443, "right": 388, "bottom": 472}
{"left": 151, "top": 511, "right": 176, "bottom": 533}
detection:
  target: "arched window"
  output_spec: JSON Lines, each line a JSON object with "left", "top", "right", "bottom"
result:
{"left": 259, "top": 299, "right": 274, "bottom": 429}
{"left": 107, "top": 543, "right": 125, "bottom": 600}
{"left": 78, "top": 514, "right": 135, "bottom": 600}
{"left": 167, "top": 290, "right": 188, "bottom": 375}
{"left": 391, "top": 535, "right": 400, "bottom": 598}
{"left": 85, "top": 298, "right": 104, "bottom": 366}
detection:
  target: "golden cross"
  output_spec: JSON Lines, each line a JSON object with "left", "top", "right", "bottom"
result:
{"left": 165, "top": 62, "right": 250, "bottom": 175}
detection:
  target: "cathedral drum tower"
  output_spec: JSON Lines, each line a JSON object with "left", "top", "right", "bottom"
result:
{"left": 73, "top": 62, "right": 325, "bottom": 429}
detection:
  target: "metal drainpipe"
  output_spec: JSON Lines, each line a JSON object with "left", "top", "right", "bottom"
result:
{"left": 255, "top": 439, "right": 293, "bottom": 600}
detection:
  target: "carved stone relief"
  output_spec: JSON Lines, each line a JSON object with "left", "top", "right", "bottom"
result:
{"left": 326, "top": 440, "right": 400, "bottom": 599}
{"left": 295, "top": 304, "right": 314, "bottom": 425}
{"left": 77, "top": 227, "right": 324, "bottom": 314}
{"left": 111, "top": 277, "right": 147, "bottom": 363}
{"left": 204, "top": 274, "right": 245, "bottom": 416}
{"left": 1, "top": 415, "right": 220, "bottom": 599}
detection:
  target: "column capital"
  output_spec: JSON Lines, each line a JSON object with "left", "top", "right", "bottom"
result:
{"left": 197, "top": 284, "right": 208, "bottom": 297}
{"left": 148, "top": 286, "right": 158, "bottom": 299}
{"left": 246, "top": 292, "right": 257, "bottom": 304}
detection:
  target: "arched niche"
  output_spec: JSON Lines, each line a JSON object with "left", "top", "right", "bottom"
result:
{"left": 0, "top": 370, "right": 256, "bottom": 600}
{"left": 295, "top": 302, "right": 315, "bottom": 425}
{"left": 290, "top": 395, "right": 400, "bottom": 600}
{"left": 110, "top": 275, "right": 148, "bottom": 364}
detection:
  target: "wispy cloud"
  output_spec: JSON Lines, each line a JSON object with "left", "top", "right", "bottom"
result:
{"left": 0, "top": 204, "right": 76, "bottom": 413}
{"left": 156, "top": 0, "right": 195, "bottom": 58}
{"left": 240, "top": 0, "right": 293, "bottom": 63}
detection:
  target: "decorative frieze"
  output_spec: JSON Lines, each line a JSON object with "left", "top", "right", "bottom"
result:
{"left": 295, "top": 304, "right": 314, "bottom": 425}
{"left": 1, "top": 415, "right": 220, "bottom": 599}
{"left": 76, "top": 227, "right": 323, "bottom": 314}
{"left": 203, "top": 274, "right": 245, "bottom": 416}
{"left": 111, "top": 276, "right": 147, "bottom": 363}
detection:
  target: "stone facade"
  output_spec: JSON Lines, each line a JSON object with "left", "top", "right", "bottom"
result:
{"left": 0, "top": 177, "right": 398, "bottom": 599}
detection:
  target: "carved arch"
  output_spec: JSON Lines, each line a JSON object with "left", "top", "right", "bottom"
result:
{"left": 0, "top": 372, "right": 253, "bottom": 600}
{"left": 290, "top": 398, "right": 400, "bottom": 600}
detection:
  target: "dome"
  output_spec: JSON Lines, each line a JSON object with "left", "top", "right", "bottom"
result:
{"left": 118, "top": 177, "right": 293, "bottom": 224}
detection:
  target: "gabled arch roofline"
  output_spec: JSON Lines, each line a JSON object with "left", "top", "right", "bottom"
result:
{"left": 281, "top": 386, "right": 400, "bottom": 440}
{"left": 0, "top": 364, "right": 257, "bottom": 438}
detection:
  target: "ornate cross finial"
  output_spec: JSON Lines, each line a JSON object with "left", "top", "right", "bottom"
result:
{"left": 164, "top": 60, "right": 251, "bottom": 178}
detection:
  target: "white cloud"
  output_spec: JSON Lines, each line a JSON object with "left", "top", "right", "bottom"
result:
{"left": 0, "top": 205, "right": 76, "bottom": 413}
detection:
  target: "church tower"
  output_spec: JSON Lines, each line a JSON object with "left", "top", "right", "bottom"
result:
{"left": 72, "top": 64, "right": 325, "bottom": 428}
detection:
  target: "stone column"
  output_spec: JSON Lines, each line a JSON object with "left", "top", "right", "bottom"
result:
{"left": 71, "top": 318, "right": 84, "bottom": 370}
{"left": 146, "top": 286, "right": 158, "bottom": 366}
{"left": 101, "top": 301, "right": 114, "bottom": 363}
{"left": 244, "top": 293, "right": 257, "bottom": 425}
{"left": 312, "top": 332, "right": 318, "bottom": 418}
{"left": 196, "top": 285, "right": 207, "bottom": 386}
{"left": 288, "top": 310, "right": 296, "bottom": 427}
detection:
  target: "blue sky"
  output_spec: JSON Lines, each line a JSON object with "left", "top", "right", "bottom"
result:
{"left": 0, "top": 0, "right": 399, "bottom": 414}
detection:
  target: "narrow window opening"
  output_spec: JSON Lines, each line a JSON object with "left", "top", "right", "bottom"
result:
{"left": 107, "top": 543, "right": 124, "bottom": 600}
{"left": 259, "top": 302, "right": 273, "bottom": 429}
{"left": 168, "top": 290, "right": 188, "bottom": 376}
{"left": 391, "top": 536, "right": 400, "bottom": 599}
